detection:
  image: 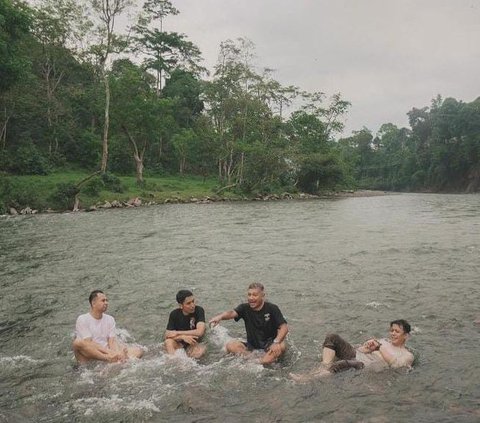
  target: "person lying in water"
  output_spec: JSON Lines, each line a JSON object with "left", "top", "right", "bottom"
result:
{"left": 164, "top": 289, "right": 206, "bottom": 359}
{"left": 209, "top": 282, "right": 289, "bottom": 365}
{"left": 72, "top": 290, "right": 144, "bottom": 364}
{"left": 290, "top": 319, "right": 414, "bottom": 382}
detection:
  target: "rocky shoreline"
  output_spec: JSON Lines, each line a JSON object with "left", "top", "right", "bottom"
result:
{"left": 3, "top": 190, "right": 389, "bottom": 217}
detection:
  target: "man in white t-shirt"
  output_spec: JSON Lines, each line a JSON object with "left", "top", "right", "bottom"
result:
{"left": 72, "top": 290, "right": 144, "bottom": 364}
{"left": 290, "top": 319, "right": 414, "bottom": 382}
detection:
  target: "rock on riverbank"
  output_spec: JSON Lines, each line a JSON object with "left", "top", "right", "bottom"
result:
{"left": 4, "top": 190, "right": 389, "bottom": 217}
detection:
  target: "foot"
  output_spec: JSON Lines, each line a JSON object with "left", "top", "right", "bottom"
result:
{"left": 289, "top": 366, "right": 331, "bottom": 383}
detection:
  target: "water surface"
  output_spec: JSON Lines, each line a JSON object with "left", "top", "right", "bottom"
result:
{"left": 1, "top": 193, "right": 479, "bottom": 422}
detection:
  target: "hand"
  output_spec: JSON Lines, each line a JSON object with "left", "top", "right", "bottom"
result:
{"left": 180, "top": 335, "right": 198, "bottom": 345}
{"left": 267, "top": 342, "right": 282, "bottom": 357}
{"left": 209, "top": 315, "right": 222, "bottom": 328}
{"left": 107, "top": 350, "right": 127, "bottom": 363}
{"left": 362, "top": 338, "right": 380, "bottom": 353}
{"left": 165, "top": 330, "right": 178, "bottom": 339}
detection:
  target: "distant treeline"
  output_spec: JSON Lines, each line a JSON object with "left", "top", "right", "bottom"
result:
{"left": 1, "top": 0, "right": 480, "bottom": 201}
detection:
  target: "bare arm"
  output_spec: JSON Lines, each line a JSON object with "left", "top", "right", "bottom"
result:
{"left": 274, "top": 323, "right": 289, "bottom": 343}
{"left": 266, "top": 323, "right": 289, "bottom": 354}
{"left": 209, "top": 310, "right": 238, "bottom": 327}
{"left": 357, "top": 338, "right": 378, "bottom": 353}
{"left": 165, "top": 322, "right": 206, "bottom": 339}
{"left": 378, "top": 344, "right": 414, "bottom": 368}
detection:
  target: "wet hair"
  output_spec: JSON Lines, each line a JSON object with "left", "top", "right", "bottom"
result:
{"left": 248, "top": 282, "right": 264, "bottom": 291}
{"left": 89, "top": 290, "right": 104, "bottom": 306}
{"left": 176, "top": 289, "right": 193, "bottom": 304}
{"left": 390, "top": 319, "right": 411, "bottom": 334}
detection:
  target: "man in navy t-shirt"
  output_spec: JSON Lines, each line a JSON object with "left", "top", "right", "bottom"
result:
{"left": 165, "top": 290, "right": 206, "bottom": 359}
{"left": 209, "top": 282, "right": 289, "bottom": 364}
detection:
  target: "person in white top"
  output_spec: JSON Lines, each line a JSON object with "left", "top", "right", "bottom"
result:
{"left": 290, "top": 319, "right": 414, "bottom": 382}
{"left": 72, "top": 290, "right": 144, "bottom": 364}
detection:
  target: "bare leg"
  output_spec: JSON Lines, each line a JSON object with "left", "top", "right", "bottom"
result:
{"left": 225, "top": 340, "right": 250, "bottom": 356}
{"left": 72, "top": 339, "right": 122, "bottom": 364}
{"left": 125, "top": 344, "right": 144, "bottom": 359}
{"left": 260, "top": 342, "right": 286, "bottom": 365}
{"left": 321, "top": 346, "right": 336, "bottom": 366}
{"left": 186, "top": 344, "right": 207, "bottom": 359}
{"left": 164, "top": 338, "right": 184, "bottom": 355}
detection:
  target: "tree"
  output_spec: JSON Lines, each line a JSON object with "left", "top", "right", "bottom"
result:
{"left": 0, "top": 0, "right": 32, "bottom": 92}
{"left": 86, "top": 0, "right": 133, "bottom": 173}
{"left": 110, "top": 58, "right": 170, "bottom": 183}
{"left": 31, "top": 0, "right": 90, "bottom": 155}
{"left": 133, "top": 0, "right": 204, "bottom": 96}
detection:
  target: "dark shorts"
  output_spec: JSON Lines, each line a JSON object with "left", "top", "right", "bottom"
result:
{"left": 242, "top": 339, "right": 274, "bottom": 352}
{"left": 323, "top": 333, "right": 364, "bottom": 373}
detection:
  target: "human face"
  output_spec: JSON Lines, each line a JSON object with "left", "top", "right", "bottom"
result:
{"left": 180, "top": 295, "right": 196, "bottom": 315}
{"left": 389, "top": 323, "right": 408, "bottom": 347}
{"left": 91, "top": 293, "right": 108, "bottom": 314}
{"left": 247, "top": 288, "right": 265, "bottom": 310}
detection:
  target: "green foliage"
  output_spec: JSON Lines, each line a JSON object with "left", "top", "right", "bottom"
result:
{"left": 296, "top": 154, "right": 346, "bottom": 194}
{"left": 48, "top": 181, "right": 78, "bottom": 209}
{"left": 0, "top": 175, "right": 13, "bottom": 213}
{"left": 0, "top": 0, "right": 32, "bottom": 91}
{"left": 81, "top": 176, "right": 104, "bottom": 196}
{"left": 64, "top": 130, "right": 101, "bottom": 169}
{"left": 100, "top": 172, "right": 125, "bottom": 193}
{"left": 9, "top": 144, "right": 52, "bottom": 175}
{"left": 0, "top": 174, "right": 48, "bottom": 211}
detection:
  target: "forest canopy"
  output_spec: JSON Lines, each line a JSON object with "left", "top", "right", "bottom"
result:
{"left": 1, "top": 0, "right": 479, "bottom": 213}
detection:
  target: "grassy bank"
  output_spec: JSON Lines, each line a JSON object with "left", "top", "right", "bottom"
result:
{"left": 0, "top": 171, "right": 247, "bottom": 214}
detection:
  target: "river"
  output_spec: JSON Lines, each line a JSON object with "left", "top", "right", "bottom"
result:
{"left": 0, "top": 193, "right": 479, "bottom": 422}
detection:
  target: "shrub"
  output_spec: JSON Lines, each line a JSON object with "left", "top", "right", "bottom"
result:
{"left": 82, "top": 177, "right": 104, "bottom": 196}
{"left": 48, "top": 182, "right": 79, "bottom": 210}
{"left": 296, "top": 154, "right": 346, "bottom": 194}
{"left": 101, "top": 172, "right": 125, "bottom": 193}
{"left": 0, "top": 176, "right": 13, "bottom": 213}
{"left": 10, "top": 144, "right": 52, "bottom": 175}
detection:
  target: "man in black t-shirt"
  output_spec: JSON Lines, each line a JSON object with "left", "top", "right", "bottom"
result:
{"left": 209, "top": 282, "right": 289, "bottom": 365}
{"left": 165, "top": 290, "right": 206, "bottom": 359}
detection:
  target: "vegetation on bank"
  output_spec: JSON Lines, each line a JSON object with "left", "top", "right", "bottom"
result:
{"left": 0, "top": 172, "right": 236, "bottom": 214}
{"left": 2, "top": 170, "right": 343, "bottom": 215}
{"left": 1, "top": 0, "right": 479, "bottom": 215}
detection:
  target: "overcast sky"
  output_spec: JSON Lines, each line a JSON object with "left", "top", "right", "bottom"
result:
{"left": 156, "top": 0, "right": 480, "bottom": 136}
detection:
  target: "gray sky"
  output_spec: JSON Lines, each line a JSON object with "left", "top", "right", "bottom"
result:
{"left": 161, "top": 0, "right": 480, "bottom": 136}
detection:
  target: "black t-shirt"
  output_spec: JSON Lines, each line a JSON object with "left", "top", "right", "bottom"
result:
{"left": 234, "top": 302, "right": 287, "bottom": 349}
{"left": 166, "top": 306, "right": 206, "bottom": 333}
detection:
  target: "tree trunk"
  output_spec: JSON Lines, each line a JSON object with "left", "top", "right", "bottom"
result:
{"left": 1, "top": 107, "right": 10, "bottom": 150}
{"left": 121, "top": 124, "right": 145, "bottom": 184}
{"left": 100, "top": 72, "right": 110, "bottom": 173}
{"left": 134, "top": 155, "right": 144, "bottom": 184}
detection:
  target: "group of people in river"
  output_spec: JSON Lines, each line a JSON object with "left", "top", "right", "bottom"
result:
{"left": 72, "top": 283, "right": 414, "bottom": 381}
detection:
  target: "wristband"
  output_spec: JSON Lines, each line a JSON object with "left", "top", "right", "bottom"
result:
{"left": 273, "top": 339, "right": 279, "bottom": 344}
{"left": 374, "top": 341, "right": 382, "bottom": 351}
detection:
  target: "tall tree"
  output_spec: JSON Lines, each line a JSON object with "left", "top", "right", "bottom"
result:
{"left": 31, "top": 0, "right": 90, "bottom": 154}
{"left": 133, "top": 0, "right": 203, "bottom": 96}
{"left": 86, "top": 0, "right": 133, "bottom": 172}
{"left": 0, "top": 0, "right": 32, "bottom": 92}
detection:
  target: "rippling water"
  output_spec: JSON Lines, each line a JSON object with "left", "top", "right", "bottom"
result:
{"left": 1, "top": 193, "right": 479, "bottom": 422}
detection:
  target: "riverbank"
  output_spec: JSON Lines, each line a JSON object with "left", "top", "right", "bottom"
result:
{"left": 0, "top": 171, "right": 390, "bottom": 216}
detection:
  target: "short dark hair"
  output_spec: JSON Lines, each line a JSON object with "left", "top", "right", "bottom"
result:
{"left": 390, "top": 319, "right": 411, "bottom": 334}
{"left": 176, "top": 289, "right": 193, "bottom": 304}
{"left": 89, "top": 290, "right": 104, "bottom": 305}
{"left": 248, "top": 282, "right": 264, "bottom": 291}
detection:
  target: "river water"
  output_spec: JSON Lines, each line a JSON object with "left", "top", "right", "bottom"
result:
{"left": 0, "top": 193, "right": 479, "bottom": 422}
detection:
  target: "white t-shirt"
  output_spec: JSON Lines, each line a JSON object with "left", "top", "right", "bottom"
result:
{"left": 75, "top": 313, "right": 116, "bottom": 348}
{"left": 356, "top": 338, "right": 413, "bottom": 370}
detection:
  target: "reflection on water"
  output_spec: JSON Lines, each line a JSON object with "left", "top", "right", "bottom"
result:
{"left": 1, "top": 193, "right": 479, "bottom": 422}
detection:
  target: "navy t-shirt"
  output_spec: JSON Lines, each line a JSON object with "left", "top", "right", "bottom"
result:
{"left": 166, "top": 306, "right": 206, "bottom": 333}
{"left": 234, "top": 302, "right": 287, "bottom": 349}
